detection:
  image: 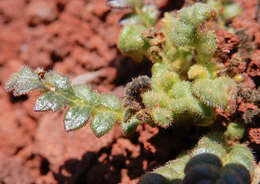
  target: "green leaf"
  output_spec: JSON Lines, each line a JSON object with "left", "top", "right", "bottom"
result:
{"left": 118, "top": 24, "right": 148, "bottom": 62}
{"left": 223, "top": 3, "right": 241, "bottom": 20}
{"left": 197, "top": 31, "right": 216, "bottom": 56}
{"left": 178, "top": 3, "right": 215, "bottom": 27}
{"left": 224, "top": 122, "right": 245, "bottom": 141}
{"left": 121, "top": 116, "right": 140, "bottom": 135}
{"left": 33, "top": 92, "right": 68, "bottom": 112}
{"left": 169, "top": 81, "right": 192, "bottom": 99}
{"left": 91, "top": 112, "right": 115, "bottom": 137}
{"left": 168, "top": 20, "right": 193, "bottom": 48}
{"left": 141, "top": 5, "right": 159, "bottom": 26}
{"left": 73, "top": 85, "right": 101, "bottom": 106}
{"left": 192, "top": 77, "right": 237, "bottom": 112}
{"left": 64, "top": 106, "right": 92, "bottom": 131}
{"left": 5, "top": 66, "right": 44, "bottom": 96}
{"left": 152, "top": 71, "right": 180, "bottom": 92}
{"left": 151, "top": 107, "right": 173, "bottom": 127}
{"left": 44, "top": 71, "right": 74, "bottom": 96}
{"left": 101, "top": 94, "right": 121, "bottom": 111}
{"left": 142, "top": 91, "right": 172, "bottom": 109}
{"left": 187, "top": 64, "right": 211, "bottom": 79}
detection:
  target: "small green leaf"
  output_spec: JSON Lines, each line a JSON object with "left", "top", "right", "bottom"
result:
{"left": 178, "top": 3, "right": 215, "bottom": 27}
{"left": 169, "top": 81, "right": 192, "bottom": 99}
{"left": 142, "top": 91, "right": 172, "bottom": 109}
{"left": 64, "top": 106, "right": 92, "bottom": 131}
{"left": 91, "top": 112, "right": 115, "bottom": 137}
{"left": 168, "top": 21, "right": 193, "bottom": 48}
{"left": 121, "top": 116, "right": 140, "bottom": 135}
{"left": 152, "top": 71, "right": 180, "bottom": 92}
{"left": 33, "top": 92, "right": 67, "bottom": 112}
{"left": 192, "top": 77, "right": 237, "bottom": 112}
{"left": 101, "top": 94, "right": 121, "bottom": 111}
{"left": 224, "top": 122, "right": 245, "bottom": 141}
{"left": 118, "top": 24, "right": 148, "bottom": 62}
{"left": 73, "top": 85, "right": 100, "bottom": 106}
{"left": 5, "top": 66, "right": 44, "bottom": 96}
{"left": 151, "top": 62, "right": 171, "bottom": 75}
{"left": 151, "top": 107, "right": 173, "bottom": 127}
{"left": 197, "top": 31, "right": 216, "bottom": 56}
{"left": 44, "top": 71, "right": 74, "bottom": 96}
{"left": 223, "top": 3, "right": 241, "bottom": 20}
{"left": 188, "top": 64, "right": 211, "bottom": 79}
{"left": 141, "top": 5, "right": 159, "bottom": 26}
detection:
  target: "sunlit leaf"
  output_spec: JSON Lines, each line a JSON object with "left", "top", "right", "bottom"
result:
{"left": 44, "top": 71, "right": 74, "bottom": 96}
{"left": 101, "top": 94, "right": 121, "bottom": 111}
{"left": 64, "top": 106, "right": 92, "bottom": 131}
{"left": 73, "top": 85, "right": 101, "bottom": 106}
{"left": 33, "top": 92, "right": 68, "bottom": 112}
{"left": 121, "top": 116, "right": 139, "bottom": 135}
{"left": 192, "top": 77, "right": 237, "bottom": 112}
{"left": 91, "top": 112, "right": 115, "bottom": 137}
{"left": 5, "top": 66, "right": 44, "bottom": 96}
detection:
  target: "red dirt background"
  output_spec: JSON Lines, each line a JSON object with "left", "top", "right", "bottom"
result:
{"left": 0, "top": 0, "right": 259, "bottom": 184}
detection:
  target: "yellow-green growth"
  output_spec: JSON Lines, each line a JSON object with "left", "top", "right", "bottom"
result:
{"left": 162, "top": 3, "right": 217, "bottom": 63}
{"left": 118, "top": 24, "right": 148, "bottom": 62}
{"left": 224, "top": 122, "right": 245, "bottom": 141}
{"left": 188, "top": 64, "right": 211, "bottom": 80}
{"left": 192, "top": 77, "right": 238, "bottom": 112}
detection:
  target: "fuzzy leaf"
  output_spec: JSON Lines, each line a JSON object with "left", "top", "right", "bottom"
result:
{"left": 64, "top": 106, "right": 92, "bottom": 131}
{"left": 192, "top": 77, "right": 237, "bottom": 112}
{"left": 152, "top": 71, "right": 180, "bottom": 92}
{"left": 197, "top": 31, "right": 216, "bottom": 56}
{"left": 118, "top": 24, "right": 148, "bottom": 62}
{"left": 224, "top": 122, "right": 245, "bottom": 141}
{"left": 178, "top": 3, "right": 215, "bottom": 27}
{"left": 141, "top": 5, "right": 159, "bottom": 26}
{"left": 101, "top": 94, "right": 121, "bottom": 111}
{"left": 33, "top": 92, "right": 67, "bottom": 112}
{"left": 192, "top": 134, "right": 227, "bottom": 158}
{"left": 142, "top": 91, "right": 172, "bottom": 109}
{"left": 5, "top": 66, "right": 44, "bottom": 96}
{"left": 73, "top": 85, "right": 101, "bottom": 106}
{"left": 169, "top": 21, "right": 193, "bottom": 48}
{"left": 151, "top": 107, "right": 173, "bottom": 127}
{"left": 121, "top": 116, "right": 140, "bottom": 135}
{"left": 188, "top": 64, "right": 211, "bottom": 79}
{"left": 168, "top": 95, "right": 215, "bottom": 126}
{"left": 169, "top": 81, "right": 193, "bottom": 99}
{"left": 44, "top": 71, "right": 74, "bottom": 96}
{"left": 91, "top": 112, "right": 115, "bottom": 137}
